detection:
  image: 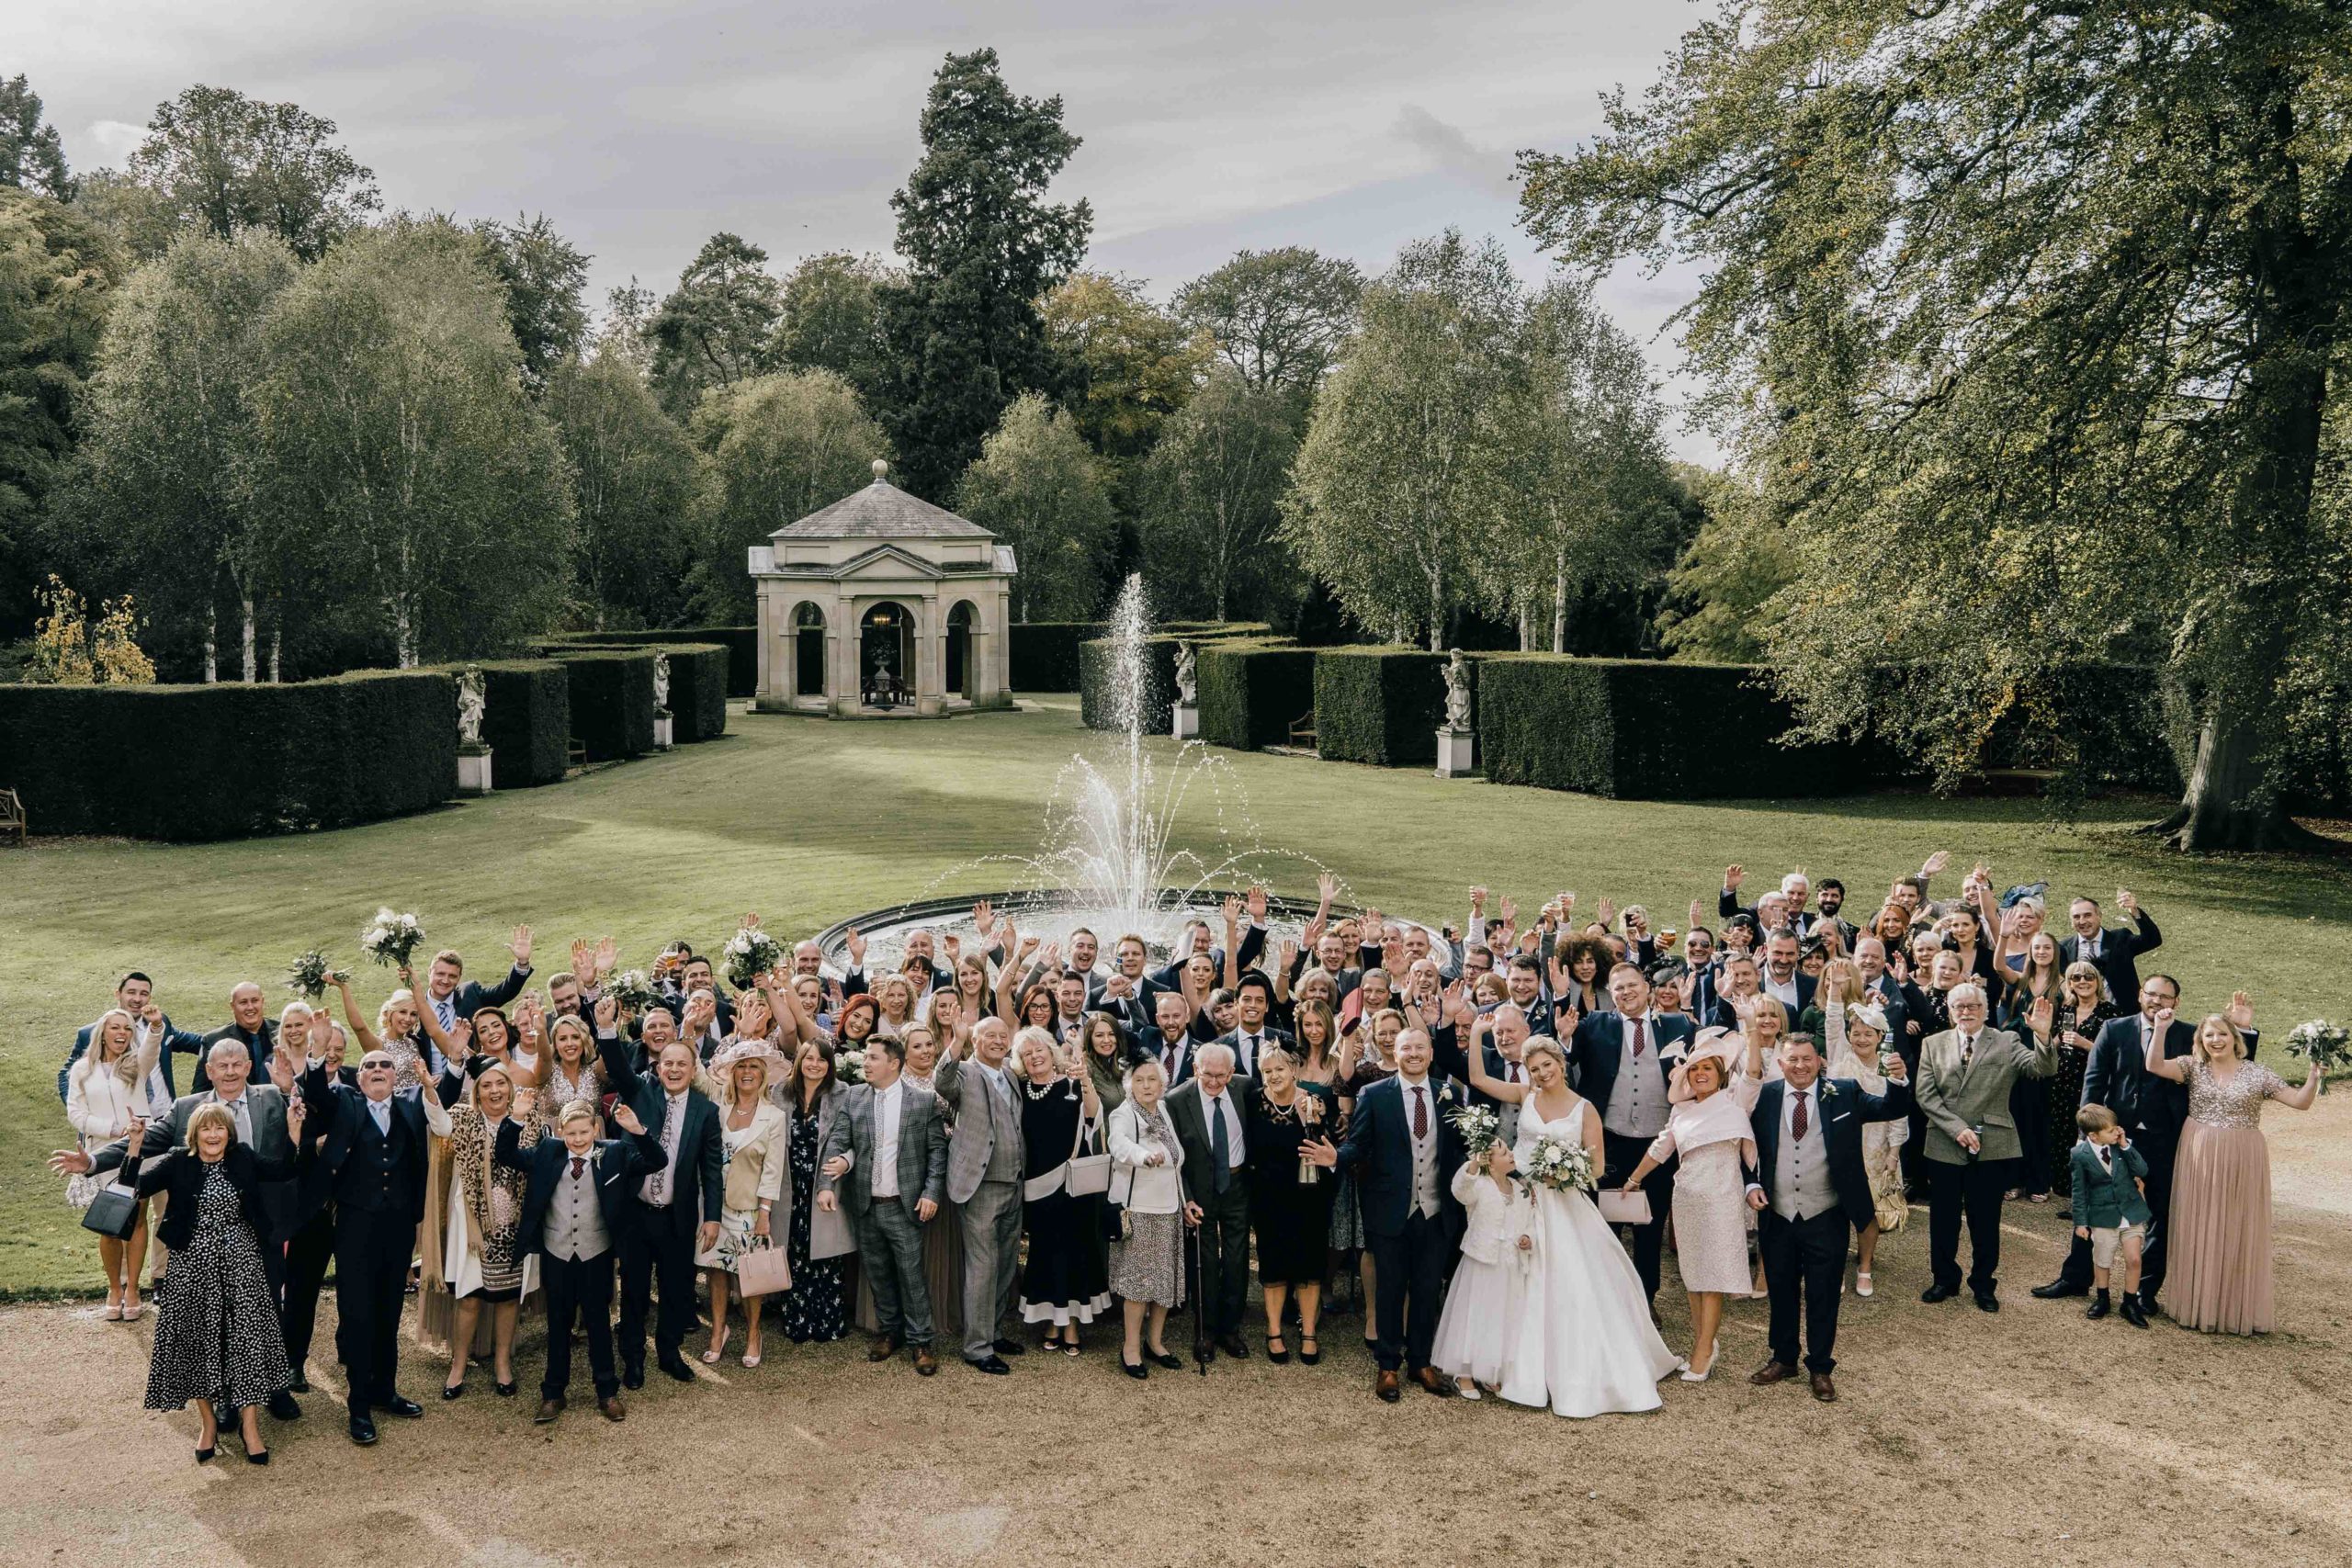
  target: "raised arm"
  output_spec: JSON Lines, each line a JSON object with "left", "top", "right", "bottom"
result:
{"left": 594, "top": 997, "right": 648, "bottom": 1101}
{"left": 2142, "top": 1010, "right": 2188, "bottom": 1084}
{"left": 1461, "top": 1017, "right": 1529, "bottom": 1104}
{"left": 333, "top": 974, "right": 383, "bottom": 1055}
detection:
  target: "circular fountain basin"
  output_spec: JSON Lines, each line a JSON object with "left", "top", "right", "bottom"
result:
{"left": 816, "top": 891, "right": 1448, "bottom": 976}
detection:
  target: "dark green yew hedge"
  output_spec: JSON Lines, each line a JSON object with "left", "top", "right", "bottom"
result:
{"left": 1196, "top": 642, "right": 1316, "bottom": 751}
{"left": 1312, "top": 647, "right": 1466, "bottom": 768}
{"left": 545, "top": 649, "right": 657, "bottom": 761}
{"left": 1009, "top": 623, "right": 1105, "bottom": 692}
{"left": 540, "top": 626, "right": 756, "bottom": 698}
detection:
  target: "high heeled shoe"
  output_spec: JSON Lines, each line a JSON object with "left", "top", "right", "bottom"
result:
{"left": 440, "top": 1382, "right": 466, "bottom": 1400}
{"left": 701, "top": 1326, "right": 731, "bottom": 1365}
{"left": 194, "top": 1443, "right": 216, "bottom": 1463}
{"left": 1120, "top": 1354, "right": 1148, "bottom": 1380}
{"left": 494, "top": 1379, "right": 518, "bottom": 1397}
{"left": 1679, "top": 1352, "right": 1715, "bottom": 1382}
{"left": 243, "top": 1447, "right": 270, "bottom": 1466}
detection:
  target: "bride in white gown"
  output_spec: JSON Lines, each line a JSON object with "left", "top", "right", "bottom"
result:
{"left": 1469, "top": 1033, "right": 1682, "bottom": 1416}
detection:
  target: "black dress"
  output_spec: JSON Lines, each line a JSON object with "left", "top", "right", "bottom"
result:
{"left": 143, "top": 1163, "right": 294, "bottom": 1413}
{"left": 778, "top": 1100, "right": 847, "bottom": 1343}
{"left": 1246, "top": 1084, "right": 1340, "bottom": 1286}
{"left": 1017, "top": 1078, "right": 1110, "bottom": 1325}
{"left": 2043, "top": 999, "right": 2115, "bottom": 1194}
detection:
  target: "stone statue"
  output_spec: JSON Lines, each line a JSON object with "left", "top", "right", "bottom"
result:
{"left": 456, "top": 665, "right": 486, "bottom": 747}
{"left": 1174, "top": 641, "right": 1198, "bottom": 707}
{"left": 1442, "top": 649, "right": 1472, "bottom": 732}
{"left": 652, "top": 651, "right": 671, "bottom": 715}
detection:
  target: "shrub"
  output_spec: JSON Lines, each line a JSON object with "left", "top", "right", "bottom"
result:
{"left": 1476, "top": 657, "right": 1881, "bottom": 799}
{"left": 1313, "top": 647, "right": 1465, "bottom": 767}
{"left": 0, "top": 670, "right": 456, "bottom": 840}
{"left": 1196, "top": 641, "right": 1315, "bottom": 751}
{"left": 659, "top": 643, "right": 730, "bottom": 742}
{"left": 433, "top": 660, "right": 570, "bottom": 787}
{"left": 1078, "top": 622, "right": 1279, "bottom": 733}
{"left": 1009, "top": 622, "right": 1105, "bottom": 692}
{"left": 540, "top": 626, "right": 756, "bottom": 697}
{"left": 546, "top": 649, "right": 657, "bottom": 761}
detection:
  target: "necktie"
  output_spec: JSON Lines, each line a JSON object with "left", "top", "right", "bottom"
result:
{"left": 1792, "top": 1089, "right": 1809, "bottom": 1142}
{"left": 1413, "top": 1085, "right": 1429, "bottom": 1140}
{"left": 571, "top": 1156, "right": 584, "bottom": 1180}
{"left": 1631, "top": 1017, "right": 1647, "bottom": 1059}
{"left": 1209, "top": 1095, "right": 1230, "bottom": 1193}
{"left": 646, "top": 1095, "right": 682, "bottom": 1204}
{"left": 1960, "top": 1034, "right": 1975, "bottom": 1068}
{"left": 227, "top": 1097, "right": 253, "bottom": 1146}
{"left": 369, "top": 1099, "right": 390, "bottom": 1138}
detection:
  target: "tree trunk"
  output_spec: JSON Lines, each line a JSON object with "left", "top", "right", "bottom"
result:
{"left": 269, "top": 625, "right": 281, "bottom": 683}
{"left": 1426, "top": 564, "right": 1444, "bottom": 653}
{"left": 1516, "top": 606, "right": 1531, "bottom": 652}
{"left": 203, "top": 605, "right": 217, "bottom": 684}
{"left": 240, "top": 595, "right": 256, "bottom": 683}
{"left": 2154, "top": 691, "right": 2329, "bottom": 852}
{"left": 1552, "top": 551, "right": 1569, "bottom": 654}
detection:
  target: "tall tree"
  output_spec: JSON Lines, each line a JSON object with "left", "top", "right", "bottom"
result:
{"left": 470, "top": 213, "right": 590, "bottom": 395}
{"left": 1174, "top": 246, "right": 1364, "bottom": 402}
{"left": 0, "top": 74, "right": 72, "bottom": 198}
{"left": 876, "top": 49, "right": 1091, "bottom": 500}
{"left": 772, "top": 251, "right": 895, "bottom": 399}
{"left": 546, "top": 350, "right": 701, "bottom": 629}
{"left": 247, "top": 218, "right": 572, "bottom": 665}
{"left": 1283, "top": 231, "right": 1521, "bottom": 649}
{"left": 1488, "top": 276, "right": 1679, "bottom": 651}
{"left": 1521, "top": 1, "right": 2352, "bottom": 850}
{"left": 685, "top": 369, "right": 883, "bottom": 621}
{"left": 956, "top": 390, "right": 1115, "bottom": 622}
{"left": 647, "top": 231, "right": 780, "bottom": 418}
{"left": 115, "top": 85, "right": 380, "bottom": 261}
{"left": 1041, "top": 271, "right": 1210, "bottom": 463}
{"left": 0, "top": 189, "right": 116, "bottom": 636}
{"left": 1138, "top": 369, "right": 1297, "bottom": 620}
{"left": 1653, "top": 466, "right": 1791, "bottom": 664}
{"left": 594, "top": 277, "right": 657, "bottom": 377}
{"left": 63, "top": 229, "right": 295, "bottom": 681}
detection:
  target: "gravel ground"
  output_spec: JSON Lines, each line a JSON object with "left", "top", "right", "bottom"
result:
{"left": 7, "top": 1097, "right": 2347, "bottom": 1568}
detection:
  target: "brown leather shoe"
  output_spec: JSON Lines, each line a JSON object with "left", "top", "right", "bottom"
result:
{"left": 913, "top": 1348, "right": 938, "bottom": 1377}
{"left": 533, "top": 1397, "right": 563, "bottom": 1426}
{"left": 1412, "top": 1366, "right": 1455, "bottom": 1398}
{"left": 597, "top": 1395, "right": 627, "bottom": 1422}
{"left": 867, "top": 1335, "right": 901, "bottom": 1363}
{"left": 1375, "top": 1369, "right": 1401, "bottom": 1403}
{"left": 1810, "top": 1372, "right": 1837, "bottom": 1403}
{"left": 1749, "top": 1359, "right": 1796, "bottom": 1386}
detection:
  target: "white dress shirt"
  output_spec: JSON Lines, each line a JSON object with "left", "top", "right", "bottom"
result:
{"left": 871, "top": 1078, "right": 905, "bottom": 1199}
{"left": 1201, "top": 1088, "right": 1244, "bottom": 1170}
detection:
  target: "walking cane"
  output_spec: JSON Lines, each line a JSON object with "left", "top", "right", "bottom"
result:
{"left": 1189, "top": 1216, "right": 1210, "bottom": 1376}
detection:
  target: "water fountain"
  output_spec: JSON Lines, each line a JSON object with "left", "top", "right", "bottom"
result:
{"left": 817, "top": 575, "right": 1438, "bottom": 970}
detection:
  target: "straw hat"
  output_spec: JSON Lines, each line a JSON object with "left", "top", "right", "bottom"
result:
{"left": 708, "top": 1039, "right": 786, "bottom": 1085}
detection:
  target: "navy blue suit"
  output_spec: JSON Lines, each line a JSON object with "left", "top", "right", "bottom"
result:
{"left": 1748, "top": 1075, "right": 1911, "bottom": 1374}
{"left": 596, "top": 1028, "right": 723, "bottom": 1372}
{"left": 1335, "top": 1074, "right": 1466, "bottom": 1373}
{"left": 2059, "top": 910, "right": 2161, "bottom": 1007}
{"left": 500, "top": 1122, "right": 662, "bottom": 1401}
{"left": 1571, "top": 1010, "right": 1696, "bottom": 1302}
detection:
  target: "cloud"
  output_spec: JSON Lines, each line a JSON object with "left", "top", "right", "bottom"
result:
{"left": 1393, "top": 104, "right": 1513, "bottom": 197}
{"left": 87, "top": 119, "right": 148, "bottom": 164}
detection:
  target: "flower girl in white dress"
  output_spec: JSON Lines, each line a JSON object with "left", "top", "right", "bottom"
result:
{"left": 1430, "top": 1142, "right": 1535, "bottom": 1398}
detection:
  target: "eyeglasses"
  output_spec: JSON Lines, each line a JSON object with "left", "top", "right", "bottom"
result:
{"left": 360, "top": 1057, "right": 395, "bottom": 1070}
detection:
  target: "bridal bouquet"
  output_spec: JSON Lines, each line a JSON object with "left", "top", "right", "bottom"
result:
{"left": 721, "top": 923, "right": 785, "bottom": 993}
{"left": 1519, "top": 1134, "right": 1599, "bottom": 1195}
{"left": 605, "top": 968, "right": 658, "bottom": 1018}
{"left": 286, "top": 949, "right": 348, "bottom": 1000}
{"left": 2285, "top": 1019, "right": 2347, "bottom": 1078}
{"left": 359, "top": 908, "right": 426, "bottom": 969}
{"left": 832, "top": 1048, "right": 868, "bottom": 1086}
{"left": 1447, "top": 1102, "right": 1502, "bottom": 1161}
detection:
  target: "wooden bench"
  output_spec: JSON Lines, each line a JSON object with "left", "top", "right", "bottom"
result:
{"left": 1287, "top": 710, "right": 1317, "bottom": 750}
{"left": 0, "top": 786, "right": 25, "bottom": 845}
{"left": 566, "top": 739, "right": 587, "bottom": 770}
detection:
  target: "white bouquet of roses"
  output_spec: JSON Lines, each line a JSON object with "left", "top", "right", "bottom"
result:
{"left": 1447, "top": 1102, "right": 1502, "bottom": 1161}
{"left": 360, "top": 908, "right": 426, "bottom": 969}
{"left": 1519, "top": 1133, "right": 1599, "bottom": 1195}
{"left": 832, "top": 1048, "right": 867, "bottom": 1086}
{"left": 721, "top": 923, "right": 784, "bottom": 993}
{"left": 2285, "top": 1019, "right": 2347, "bottom": 1078}
{"left": 286, "top": 949, "right": 348, "bottom": 999}
{"left": 605, "top": 968, "right": 658, "bottom": 1018}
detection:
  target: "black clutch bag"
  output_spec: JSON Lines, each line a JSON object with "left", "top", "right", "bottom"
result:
{"left": 81, "top": 1179, "right": 142, "bottom": 1240}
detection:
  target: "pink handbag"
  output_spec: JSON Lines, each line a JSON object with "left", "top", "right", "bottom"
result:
{"left": 734, "top": 1236, "right": 793, "bottom": 1297}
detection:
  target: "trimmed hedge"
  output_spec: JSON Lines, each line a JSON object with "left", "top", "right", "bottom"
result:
{"left": 1477, "top": 657, "right": 1879, "bottom": 799}
{"left": 658, "top": 643, "right": 730, "bottom": 742}
{"left": 1197, "top": 641, "right": 1315, "bottom": 751}
{"left": 0, "top": 670, "right": 456, "bottom": 840}
{"left": 1313, "top": 647, "right": 1466, "bottom": 768}
{"left": 1078, "top": 623, "right": 1280, "bottom": 733}
{"left": 541, "top": 626, "right": 756, "bottom": 698}
{"left": 450, "top": 660, "right": 571, "bottom": 788}
{"left": 546, "top": 649, "right": 657, "bottom": 761}
{"left": 1009, "top": 622, "right": 1105, "bottom": 692}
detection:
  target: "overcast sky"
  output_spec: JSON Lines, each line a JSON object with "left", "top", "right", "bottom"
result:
{"left": 17, "top": 1, "right": 1717, "bottom": 459}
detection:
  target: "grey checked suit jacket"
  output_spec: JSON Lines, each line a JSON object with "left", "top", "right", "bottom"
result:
{"left": 933, "top": 1055, "right": 1023, "bottom": 1205}
{"left": 820, "top": 1080, "right": 948, "bottom": 1216}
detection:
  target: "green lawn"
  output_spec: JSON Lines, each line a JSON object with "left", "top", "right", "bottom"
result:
{"left": 6, "top": 694, "right": 2348, "bottom": 1295}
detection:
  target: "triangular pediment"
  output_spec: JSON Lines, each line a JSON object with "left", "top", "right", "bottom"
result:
{"left": 831, "top": 543, "right": 949, "bottom": 580}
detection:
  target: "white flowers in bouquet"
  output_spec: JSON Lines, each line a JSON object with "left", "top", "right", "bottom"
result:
{"left": 721, "top": 924, "right": 784, "bottom": 993}
{"left": 1447, "top": 1102, "right": 1502, "bottom": 1160}
{"left": 286, "top": 949, "right": 348, "bottom": 999}
{"left": 359, "top": 908, "right": 426, "bottom": 969}
{"left": 832, "top": 1049, "right": 867, "bottom": 1086}
{"left": 606, "top": 969, "right": 657, "bottom": 1017}
{"left": 2285, "top": 1019, "right": 2347, "bottom": 1078}
{"left": 1519, "top": 1133, "right": 1599, "bottom": 1195}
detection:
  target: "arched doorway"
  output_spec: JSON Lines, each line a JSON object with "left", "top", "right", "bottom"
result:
{"left": 945, "top": 600, "right": 977, "bottom": 702}
{"left": 860, "top": 602, "right": 911, "bottom": 708}
{"left": 793, "top": 602, "right": 826, "bottom": 698}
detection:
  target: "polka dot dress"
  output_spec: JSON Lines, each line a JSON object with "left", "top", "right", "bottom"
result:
{"left": 144, "top": 1165, "right": 293, "bottom": 1413}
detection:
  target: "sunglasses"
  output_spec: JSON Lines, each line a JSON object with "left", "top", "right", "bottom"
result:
{"left": 361, "top": 1057, "right": 396, "bottom": 1070}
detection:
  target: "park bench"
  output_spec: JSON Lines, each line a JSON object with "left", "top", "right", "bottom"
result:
{"left": 1287, "top": 710, "right": 1317, "bottom": 750}
{"left": 0, "top": 786, "right": 25, "bottom": 845}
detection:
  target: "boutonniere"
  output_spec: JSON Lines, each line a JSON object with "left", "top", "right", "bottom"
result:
{"left": 1818, "top": 1081, "right": 1840, "bottom": 1102}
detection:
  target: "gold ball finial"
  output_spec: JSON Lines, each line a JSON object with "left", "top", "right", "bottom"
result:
{"left": 872, "top": 458, "right": 888, "bottom": 482}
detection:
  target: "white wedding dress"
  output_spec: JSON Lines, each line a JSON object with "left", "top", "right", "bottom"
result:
{"left": 1498, "top": 1092, "right": 1682, "bottom": 1417}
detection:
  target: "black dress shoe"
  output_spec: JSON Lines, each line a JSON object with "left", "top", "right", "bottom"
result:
{"left": 440, "top": 1383, "right": 466, "bottom": 1401}
{"left": 266, "top": 1390, "right": 301, "bottom": 1420}
{"left": 2120, "top": 1294, "right": 2151, "bottom": 1329}
{"left": 1121, "top": 1355, "right": 1148, "bottom": 1381}
{"left": 494, "top": 1379, "right": 518, "bottom": 1398}
{"left": 1974, "top": 1292, "right": 2000, "bottom": 1314}
{"left": 992, "top": 1338, "right": 1026, "bottom": 1356}
{"left": 968, "top": 1354, "right": 1011, "bottom": 1375}
{"left": 377, "top": 1394, "right": 424, "bottom": 1418}
{"left": 1148, "top": 1349, "right": 1182, "bottom": 1371}
{"left": 1920, "top": 1283, "right": 1959, "bottom": 1303}
{"left": 289, "top": 1367, "right": 311, "bottom": 1394}
{"left": 1216, "top": 1334, "right": 1250, "bottom": 1359}
{"left": 2085, "top": 1290, "right": 2111, "bottom": 1321}
{"left": 244, "top": 1447, "right": 270, "bottom": 1466}
{"left": 2030, "top": 1278, "right": 2088, "bottom": 1300}
{"left": 658, "top": 1354, "right": 695, "bottom": 1382}
{"left": 194, "top": 1443, "right": 216, "bottom": 1463}
{"left": 622, "top": 1362, "right": 645, "bottom": 1391}
{"left": 347, "top": 1414, "right": 378, "bottom": 1446}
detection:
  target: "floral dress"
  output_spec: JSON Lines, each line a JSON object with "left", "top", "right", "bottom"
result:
{"left": 777, "top": 1100, "right": 847, "bottom": 1342}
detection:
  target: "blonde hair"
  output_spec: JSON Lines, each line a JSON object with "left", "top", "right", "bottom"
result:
{"left": 185, "top": 1100, "right": 238, "bottom": 1148}
{"left": 82, "top": 1009, "right": 141, "bottom": 1088}
{"left": 2195, "top": 1016, "right": 2247, "bottom": 1061}
{"left": 378, "top": 987, "right": 418, "bottom": 1036}
{"left": 557, "top": 1099, "right": 598, "bottom": 1127}
{"left": 1521, "top": 1036, "right": 1567, "bottom": 1075}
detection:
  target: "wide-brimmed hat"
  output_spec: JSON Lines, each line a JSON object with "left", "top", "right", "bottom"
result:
{"left": 709, "top": 1039, "right": 786, "bottom": 1083}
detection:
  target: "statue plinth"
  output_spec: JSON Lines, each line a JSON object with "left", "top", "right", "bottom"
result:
{"left": 1435, "top": 727, "right": 1474, "bottom": 779}
{"left": 457, "top": 744, "right": 494, "bottom": 795}
{"left": 1171, "top": 702, "right": 1199, "bottom": 739}
{"left": 653, "top": 711, "right": 674, "bottom": 751}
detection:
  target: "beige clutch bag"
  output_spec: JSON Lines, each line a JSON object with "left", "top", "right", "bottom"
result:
{"left": 1596, "top": 1189, "right": 1653, "bottom": 1225}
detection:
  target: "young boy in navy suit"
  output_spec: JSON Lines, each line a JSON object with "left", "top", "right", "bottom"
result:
{"left": 2069, "top": 1104, "right": 2151, "bottom": 1328}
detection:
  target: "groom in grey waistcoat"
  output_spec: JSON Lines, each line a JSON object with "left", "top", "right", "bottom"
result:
{"left": 933, "top": 1016, "right": 1026, "bottom": 1374}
